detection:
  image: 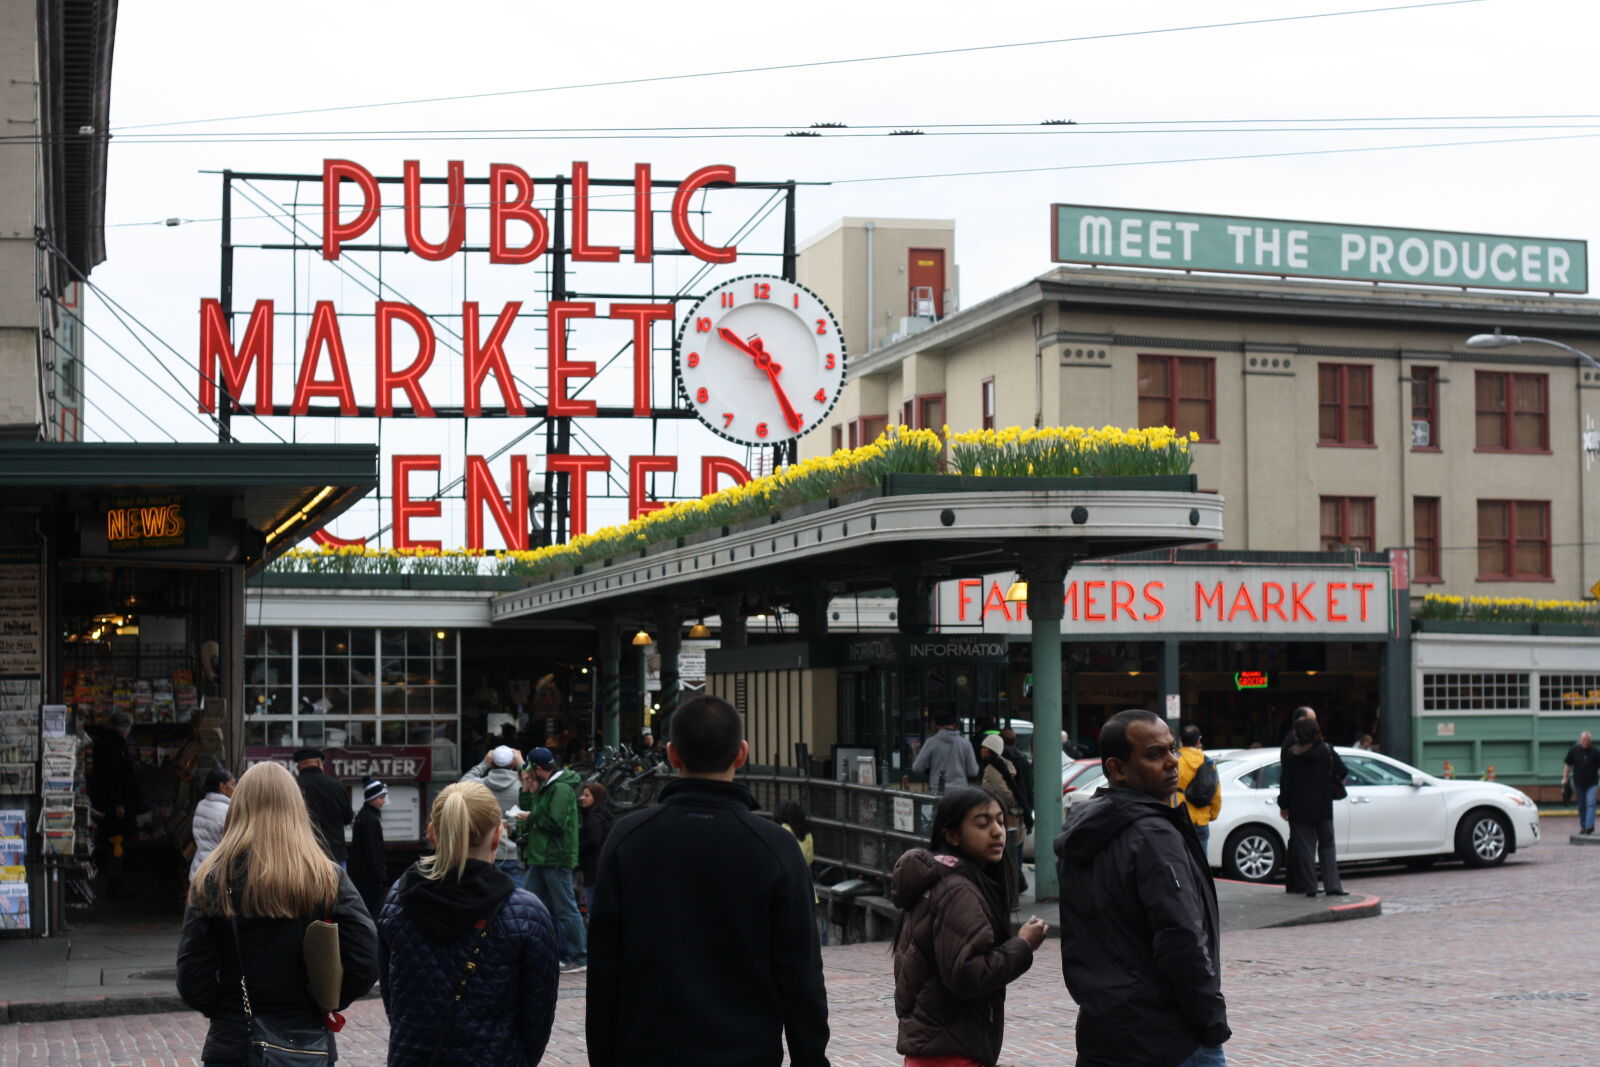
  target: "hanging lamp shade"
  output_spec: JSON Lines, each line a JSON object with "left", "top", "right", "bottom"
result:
{"left": 688, "top": 621, "right": 711, "bottom": 639}
{"left": 1004, "top": 579, "right": 1029, "bottom": 603}
{"left": 631, "top": 629, "right": 653, "bottom": 646}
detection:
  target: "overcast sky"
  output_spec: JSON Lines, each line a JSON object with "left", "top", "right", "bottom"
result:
{"left": 81, "top": 0, "right": 1600, "bottom": 544}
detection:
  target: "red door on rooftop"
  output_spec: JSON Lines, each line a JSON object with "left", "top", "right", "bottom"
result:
{"left": 908, "top": 248, "right": 945, "bottom": 318}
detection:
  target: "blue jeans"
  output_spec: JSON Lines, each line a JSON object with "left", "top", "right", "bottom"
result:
{"left": 1177, "top": 1045, "right": 1228, "bottom": 1067}
{"left": 525, "top": 865, "right": 586, "bottom": 965}
{"left": 1195, "top": 824, "right": 1210, "bottom": 854}
{"left": 496, "top": 858, "right": 525, "bottom": 882}
{"left": 1578, "top": 783, "right": 1598, "bottom": 831}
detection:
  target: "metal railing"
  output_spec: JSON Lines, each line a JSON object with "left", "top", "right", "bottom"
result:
{"left": 737, "top": 767, "right": 935, "bottom": 884}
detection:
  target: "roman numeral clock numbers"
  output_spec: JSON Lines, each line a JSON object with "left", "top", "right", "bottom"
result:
{"left": 676, "top": 275, "right": 846, "bottom": 447}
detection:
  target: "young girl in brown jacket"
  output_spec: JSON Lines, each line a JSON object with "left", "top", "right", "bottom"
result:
{"left": 890, "top": 786, "right": 1048, "bottom": 1067}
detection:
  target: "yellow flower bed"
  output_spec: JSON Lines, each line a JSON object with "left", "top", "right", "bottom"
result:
{"left": 1416, "top": 592, "right": 1598, "bottom": 624}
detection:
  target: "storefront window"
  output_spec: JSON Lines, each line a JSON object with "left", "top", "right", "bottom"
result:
{"left": 1421, "top": 671, "right": 1529, "bottom": 712}
{"left": 1540, "top": 674, "right": 1600, "bottom": 712}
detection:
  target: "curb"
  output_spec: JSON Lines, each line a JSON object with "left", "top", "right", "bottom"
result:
{"left": 1270, "top": 893, "right": 1383, "bottom": 926}
{"left": 0, "top": 985, "right": 385, "bottom": 1026}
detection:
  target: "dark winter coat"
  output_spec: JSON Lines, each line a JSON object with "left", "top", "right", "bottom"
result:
{"left": 349, "top": 803, "right": 388, "bottom": 918}
{"left": 176, "top": 862, "right": 379, "bottom": 1064}
{"left": 578, "top": 797, "right": 615, "bottom": 885}
{"left": 890, "top": 848, "right": 1033, "bottom": 1066}
{"left": 297, "top": 766, "right": 354, "bottom": 862}
{"left": 378, "top": 859, "right": 559, "bottom": 1066}
{"left": 1277, "top": 741, "right": 1347, "bottom": 822}
{"left": 89, "top": 731, "right": 148, "bottom": 840}
{"left": 586, "top": 777, "right": 830, "bottom": 1067}
{"left": 1055, "top": 785, "right": 1229, "bottom": 1067}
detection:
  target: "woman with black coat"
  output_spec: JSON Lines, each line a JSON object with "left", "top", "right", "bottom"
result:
{"left": 378, "top": 780, "right": 560, "bottom": 1065}
{"left": 349, "top": 778, "right": 389, "bottom": 917}
{"left": 1277, "top": 715, "right": 1349, "bottom": 898}
{"left": 578, "top": 781, "right": 615, "bottom": 915}
{"left": 176, "top": 761, "right": 379, "bottom": 1066}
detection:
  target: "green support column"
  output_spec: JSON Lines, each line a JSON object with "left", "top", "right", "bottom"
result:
{"left": 599, "top": 623, "right": 621, "bottom": 750}
{"left": 1024, "top": 556, "right": 1069, "bottom": 902}
{"left": 1161, "top": 639, "right": 1181, "bottom": 727}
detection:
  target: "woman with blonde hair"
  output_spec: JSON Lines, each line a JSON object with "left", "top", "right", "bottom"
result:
{"left": 378, "top": 779, "right": 560, "bottom": 1066}
{"left": 176, "top": 760, "right": 378, "bottom": 1066}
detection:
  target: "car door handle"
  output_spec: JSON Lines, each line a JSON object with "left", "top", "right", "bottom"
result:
{"left": 1349, "top": 796, "right": 1372, "bottom": 804}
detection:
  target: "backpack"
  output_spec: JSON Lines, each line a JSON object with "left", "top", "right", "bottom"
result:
{"left": 1183, "top": 757, "right": 1219, "bottom": 809}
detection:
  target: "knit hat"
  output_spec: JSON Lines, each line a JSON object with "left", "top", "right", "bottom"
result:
{"left": 292, "top": 747, "right": 324, "bottom": 763}
{"left": 490, "top": 744, "right": 518, "bottom": 768}
{"left": 363, "top": 778, "right": 388, "bottom": 803}
{"left": 980, "top": 734, "right": 1005, "bottom": 756}
{"left": 527, "top": 747, "right": 556, "bottom": 769}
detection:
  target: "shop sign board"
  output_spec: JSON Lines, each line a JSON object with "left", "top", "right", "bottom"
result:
{"left": 245, "top": 745, "right": 432, "bottom": 781}
{"left": 938, "top": 564, "right": 1393, "bottom": 636}
{"left": 105, "top": 494, "right": 207, "bottom": 551}
{"left": 1051, "top": 204, "right": 1588, "bottom": 293}
{"left": 846, "top": 633, "right": 1009, "bottom": 663}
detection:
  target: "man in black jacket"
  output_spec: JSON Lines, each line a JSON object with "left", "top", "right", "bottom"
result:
{"left": 586, "top": 695, "right": 830, "bottom": 1067}
{"left": 294, "top": 748, "right": 353, "bottom": 865}
{"left": 1055, "top": 709, "right": 1230, "bottom": 1067}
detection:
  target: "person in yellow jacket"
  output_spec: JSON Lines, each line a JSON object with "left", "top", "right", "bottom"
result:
{"left": 1175, "top": 724, "right": 1224, "bottom": 855}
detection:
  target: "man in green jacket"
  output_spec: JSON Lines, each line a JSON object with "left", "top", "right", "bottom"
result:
{"left": 518, "top": 746, "right": 586, "bottom": 972}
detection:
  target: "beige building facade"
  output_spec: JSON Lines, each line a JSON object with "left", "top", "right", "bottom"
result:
{"left": 801, "top": 227, "right": 1600, "bottom": 605}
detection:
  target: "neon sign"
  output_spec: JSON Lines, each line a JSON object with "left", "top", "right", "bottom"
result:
{"left": 1234, "top": 670, "right": 1269, "bottom": 691}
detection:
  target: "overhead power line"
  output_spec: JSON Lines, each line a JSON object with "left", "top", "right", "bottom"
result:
{"left": 111, "top": 1, "right": 1485, "bottom": 131}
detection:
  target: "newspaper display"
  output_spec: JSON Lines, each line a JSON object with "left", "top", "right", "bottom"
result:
{"left": 0, "top": 562, "right": 40, "bottom": 675}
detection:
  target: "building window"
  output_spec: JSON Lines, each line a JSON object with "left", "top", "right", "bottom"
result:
{"left": 1413, "top": 497, "right": 1441, "bottom": 582}
{"left": 1320, "top": 496, "right": 1374, "bottom": 552}
{"left": 981, "top": 377, "right": 995, "bottom": 430}
{"left": 1410, "top": 366, "right": 1439, "bottom": 449}
{"left": 898, "top": 400, "right": 911, "bottom": 427}
{"left": 1477, "top": 500, "right": 1551, "bottom": 579}
{"left": 1137, "top": 355, "right": 1215, "bottom": 439}
{"left": 830, "top": 425, "right": 843, "bottom": 453}
{"left": 853, "top": 414, "right": 887, "bottom": 446}
{"left": 1540, "top": 674, "right": 1600, "bottom": 712}
{"left": 1421, "top": 671, "right": 1529, "bottom": 712}
{"left": 913, "top": 394, "right": 945, "bottom": 432}
{"left": 1318, "top": 363, "right": 1373, "bottom": 445}
{"left": 1475, "top": 371, "right": 1548, "bottom": 452}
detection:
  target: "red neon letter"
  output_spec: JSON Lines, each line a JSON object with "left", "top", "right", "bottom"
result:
{"left": 956, "top": 578, "right": 981, "bottom": 622}
{"left": 311, "top": 528, "right": 365, "bottom": 548}
{"left": 322, "top": 159, "right": 380, "bottom": 260}
{"left": 1227, "top": 584, "right": 1260, "bottom": 622}
{"left": 1291, "top": 583, "right": 1317, "bottom": 621}
{"left": 610, "top": 303, "right": 674, "bottom": 416}
{"left": 291, "top": 301, "right": 358, "bottom": 415}
{"left": 1142, "top": 581, "right": 1167, "bottom": 622}
{"left": 629, "top": 455, "right": 678, "bottom": 520}
{"left": 547, "top": 302, "right": 598, "bottom": 416}
{"left": 198, "top": 298, "right": 273, "bottom": 414}
{"left": 392, "top": 454, "right": 442, "bottom": 551}
{"left": 1111, "top": 581, "right": 1136, "bottom": 622}
{"left": 547, "top": 454, "right": 610, "bottom": 536}
{"left": 463, "top": 301, "right": 526, "bottom": 417}
{"left": 982, "top": 581, "right": 1015, "bottom": 622}
{"left": 1195, "top": 581, "right": 1226, "bottom": 621}
{"left": 402, "top": 159, "right": 466, "bottom": 261}
{"left": 633, "top": 163, "right": 653, "bottom": 263}
{"left": 465, "top": 454, "right": 529, "bottom": 551}
{"left": 1261, "top": 582, "right": 1288, "bottom": 622}
{"left": 375, "top": 302, "right": 437, "bottom": 417}
{"left": 1353, "top": 581, "right": 1375, "bottom": 621}
{"left": 488, "top": 164, "right": 548, "bottom": 264}
{"left": 1326, "top": 582, "right": 1349, "bottom": 622}
{"left": 700, "top": 456, "right": 751, "bottom": 495}
{"left": 1083, "top": 581, "right": 1108, "bottom": 622}
{"left": 571, "top": 161, "right": 620, "bottom": 262}
{"left": 672, "top": 164, "right": 738, "bottom": 264}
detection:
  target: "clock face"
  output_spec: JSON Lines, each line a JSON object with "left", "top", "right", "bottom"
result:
{"left": 675, "top": 274, "right": 847, "bottom": 446}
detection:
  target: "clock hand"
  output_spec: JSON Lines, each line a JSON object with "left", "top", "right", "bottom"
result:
{"left": 749, "top": 339, "right": 804, "bottom": 432}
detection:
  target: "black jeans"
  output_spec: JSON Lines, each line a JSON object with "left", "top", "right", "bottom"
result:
{"left": 1288, "top": 818, "right": 1342, "bottom": 893}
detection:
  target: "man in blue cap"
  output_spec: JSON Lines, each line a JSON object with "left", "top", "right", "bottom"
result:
{"left": 517, "top": 746, "right": 585, "bottom": 972}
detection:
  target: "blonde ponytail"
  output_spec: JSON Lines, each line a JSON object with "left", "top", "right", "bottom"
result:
{"left": 418, "top": 781, "right": 503, "bottom": 881}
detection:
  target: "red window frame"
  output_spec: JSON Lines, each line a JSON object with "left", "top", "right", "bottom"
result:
{"left": 1410, "top": 366, "right": 1440, "bottom": 450}
{"left": 981, "top": 377, "right": 995, "bottom": 431}
{"left": 907, "top": 393, "right": 945, "bottom": 432}
{"left": 1136, "top": 355, "right": 1216, "bottom": 441}
{"left": 830, "top": 424, "right": 843, "bottom": 453}
{"left": 1413, "top": 496, "right": 1441, "bottom": 582}
{"left": 1476, "top": 500, "right": 1551, "bottom": 580}
{"left": 1474, "top": 371, "right": 1549, "bottom": 453}
{"left": 1320, "top": 496, "right": 1375, "bottom": 553}
{"left": 852, "top": 414, "right": 887, "bottom": 447}
{"left": 1318, "top": 363, "right": 1374, "bottom": 446}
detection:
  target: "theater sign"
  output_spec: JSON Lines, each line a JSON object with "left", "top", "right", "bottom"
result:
{"left": 937, "top": 562, "right": 1395, "bottom": 636}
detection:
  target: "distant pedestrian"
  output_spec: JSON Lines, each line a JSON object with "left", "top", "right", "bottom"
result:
{"left": 293, "top": 747, "right": 353, "bottom": 865}
{"left": 460, "top": 745, "right": 526, "bottom": 881}
{"left": 1279, "top": 708, "right": 1317, "bottom": 892}
{"left": 349, "top": 778, "right": 389, "bottom": 917}
{"left": 516, "top": 747, "right": 586, "bottom": 972}
{"left": 978, "top": 734, "right": 1031, "bottom": 891}
{"left": 1176, "top": 726, "right": 1223, "bottom": 855}
{"left": 776, "top": 800, "right": 825, "bottom": 945}
{"left": 188, "top": 767, "right": 233, "bottom": 881}
{"left": 1353, "top": 733, "right": 1375, "bottom": 751}
{"left": 586, "top": 694, "right": 830, "bottom": 1067}
{"left": 1563, "top": 730, "right": 1600, "bottom": 834}
{"left": 1282, "top": 706, "right": 1316, "bottom": 748}
{"left": 90, "top": 711, "right": 149, "bottom": 898}
{"left": 891, "top": 786, "right": 1047, "bottom": 1067}
{"left": 1062, "top": 730, "right": 1087, "bottom": 759}
{"left": 1056, "top": 709, "right": 1230, "bottom": 1067}
{"left": 913, "top": 709, "right": 979, "bottom": 794}
{"left": 177, "top": 762, "right": 378, "bottom": 1065}
{"left": 1278, "top": 716, "right": 1348, "bottom": 898}
{"left": 378, "top": 780, "right": 559, "bottom": 1066}
{"left": 578, "top": 781, "right": 615, "bottom": 916}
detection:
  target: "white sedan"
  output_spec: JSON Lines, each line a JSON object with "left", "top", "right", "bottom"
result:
{"left": 1205, "top": 747, "right": 1540, "bottom": 882}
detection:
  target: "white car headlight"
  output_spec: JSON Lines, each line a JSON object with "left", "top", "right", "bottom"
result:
{"left": 1506, "top": 791, "right": 1533, "bottom": 808}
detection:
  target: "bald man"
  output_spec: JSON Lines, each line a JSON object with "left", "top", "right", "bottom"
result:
{"left": 1563, "top": 731, "right": 1599, "bottom": 834}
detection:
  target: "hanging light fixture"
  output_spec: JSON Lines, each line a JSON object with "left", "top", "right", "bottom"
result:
{"left": 631, "top": 629, "right": 653, "bottom": 647}
{"left": 688, "top": 621, "right": 711, "bottom": 639}
{"left": 1004, "top": 579, "right": 1029, "bottom": 603}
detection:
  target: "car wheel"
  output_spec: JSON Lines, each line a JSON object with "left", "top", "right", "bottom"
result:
{"left": 1222, "top": 825, "right": 1283, "bottom": 883}
{"left": 1455, "top": 808, "right": 1510, "bottom": 868}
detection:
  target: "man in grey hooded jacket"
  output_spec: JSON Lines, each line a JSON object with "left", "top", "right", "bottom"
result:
{"left": 461, "top": 744, "right": 525, "bottom": 878}
{"left": 912, "top": 710, "right": 979, "bottom": 794}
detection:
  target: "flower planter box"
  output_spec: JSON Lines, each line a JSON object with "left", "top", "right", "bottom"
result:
{"left": 880, "top": 473, "right": 1199, "bottom": 496}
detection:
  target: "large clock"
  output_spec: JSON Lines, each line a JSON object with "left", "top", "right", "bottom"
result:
{"left": 675, "top": 274, "right": 847, "bottom": 446}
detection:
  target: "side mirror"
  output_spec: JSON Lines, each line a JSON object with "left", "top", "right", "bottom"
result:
{"left": 1410, "top": 773, "right": 1428, "bottom": 788}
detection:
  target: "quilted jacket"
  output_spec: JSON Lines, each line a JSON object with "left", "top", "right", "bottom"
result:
{"left": 378, "top": 859, "right": 559, "bottom": 1066}
{"left": 188, "top": 792, "right": 229, "bottom": 879}
{"left": 890, "top": 848, "right": 1032, "bottom": 1067}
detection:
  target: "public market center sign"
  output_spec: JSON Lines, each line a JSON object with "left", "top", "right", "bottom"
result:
{"left": 1051, "top": 204, "right": 1587, "bottom": 293}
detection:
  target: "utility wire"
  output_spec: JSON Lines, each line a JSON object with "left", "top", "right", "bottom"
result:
{"left": 112, "top": 1, "right": 1486, "bottom": 131}
{"left": 45, "top": 328, "right": 178, "bottom": 441}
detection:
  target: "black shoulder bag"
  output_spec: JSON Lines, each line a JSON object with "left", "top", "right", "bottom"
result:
{"left": 422, "top": 896, "right": 508, "bottom": 1067}
{"left": 1328, "top": 746, "right": 1349, "bottom": 801}
{"left": 227, "top": 900, "right": 333, "bottom": 1065}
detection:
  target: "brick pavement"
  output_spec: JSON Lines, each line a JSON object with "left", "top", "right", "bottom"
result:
{"left": 5, "top": 818, "right": 1594, "bottom": 1066}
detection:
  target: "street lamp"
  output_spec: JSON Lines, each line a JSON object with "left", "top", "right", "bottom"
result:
{"left": 1465, "top": 331, "right": 1600, "bottom": 374}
